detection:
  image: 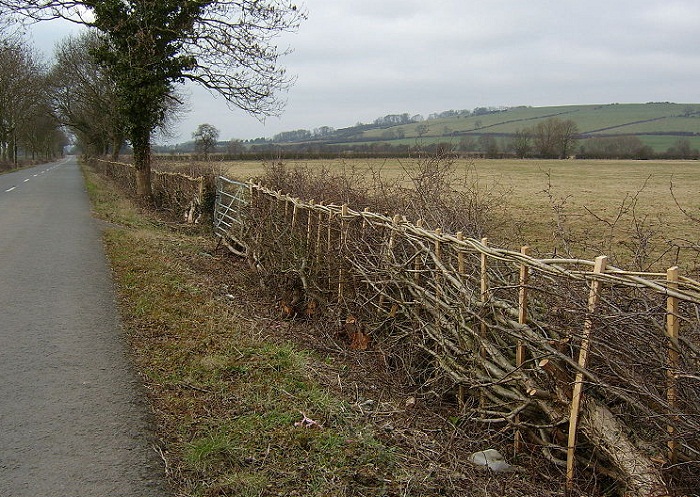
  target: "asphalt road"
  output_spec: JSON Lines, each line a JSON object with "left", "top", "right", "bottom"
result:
{"left": 0, "top": 158, "right": 169, "bottom": 496}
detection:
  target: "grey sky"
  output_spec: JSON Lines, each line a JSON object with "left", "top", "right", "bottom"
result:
{"left": 29, "top": 0, "right": 700, "bottom": 143}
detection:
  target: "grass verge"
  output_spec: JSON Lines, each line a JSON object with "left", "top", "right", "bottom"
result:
{"left": 82, "top": 165, "right": 564, "bottom": 497}
{"left": 83, "top": 166, "right": 407, "bottom": 496}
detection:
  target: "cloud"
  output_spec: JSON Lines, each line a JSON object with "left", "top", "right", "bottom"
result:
{"left": 23, "top": 0, "right": 700, "bottom": 142}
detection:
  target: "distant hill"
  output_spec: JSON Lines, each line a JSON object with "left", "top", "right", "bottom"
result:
{"left": 283, "top": 102, "right": 700, "bottom": 153}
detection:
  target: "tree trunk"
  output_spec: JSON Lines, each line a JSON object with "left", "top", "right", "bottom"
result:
{"left": 111, "top": 135, "right": 122, "bottom": 161}
{"left": 131, "top": 126, "right": 152, "bottom": 203}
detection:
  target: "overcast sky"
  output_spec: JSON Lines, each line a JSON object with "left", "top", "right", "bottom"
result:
{"left": 30, "top": 0, "right": 700, "bottom": 144}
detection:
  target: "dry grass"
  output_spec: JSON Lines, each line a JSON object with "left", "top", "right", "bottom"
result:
{"left": 156, "top": 156, "right": 700, "bottom": 273}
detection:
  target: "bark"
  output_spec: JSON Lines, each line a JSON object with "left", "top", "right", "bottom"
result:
{"left": 110, "top": 133, "right": 123, "bottom": 161}
{"left": 581, "top": 401, "right": 669, "bottom": 497}
{"left": 131, "top": 126, "right": 152, "bottom": 203}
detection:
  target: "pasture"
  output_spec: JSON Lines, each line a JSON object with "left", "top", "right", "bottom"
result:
{"left": 160, "top": 156, "right": 700, "bottom": 272}
{"left": 356, "top": 102, "right": 700, "bottom": 152}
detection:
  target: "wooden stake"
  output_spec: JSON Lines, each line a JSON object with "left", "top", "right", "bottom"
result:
{"left": 338, "top": 204, "right": 348, "bottom": 302}
{"left": 456, "top": 232, "right": 465, "bottom": 275}
{"left": 327, "top": 209, "right": 333, "bottom": 292}
{"left": 306, "top": 200, "right": 315, "bottom": 248}
{"left": 389, "top": 214, "right": 401, "bottom": 250}
{"left": 456, "top": 231, "right": 466, "bottom": 407}
{"left": 414, "top": 219, "right": 424, "bottom": 282}
{"left": 362, "top": 207, "right": 371, "bottom": 231}
{"left": 515, "top": 245, "right": 531, "bottom": 453}
{"left": 314, "top": 204, "right": 323, "bottom": 265}
{"left": 434, "top": 228, "right": 442, "bottom": 259}
{"left": 434, "top": 228, "right": 443, "bottom": 299}
{"left": 566, "top": 255, "right": 608, "bottom": 491}
{"left": 379, "top": 215, "right": 402, "bottom": 313}
{"left": 666, "top": 266, "right": 680, "bottom": 464}
{"left": 291, "top": 200, "right": 298, "bottom": 230}
{"left": 480, "top": 237, "right": 489, "bottom": 408}
{"left": 480, "top": 237, "right": 489, "bottom": 303}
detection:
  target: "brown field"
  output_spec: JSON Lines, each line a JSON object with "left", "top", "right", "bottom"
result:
{"left": 159, "top": 156, "right": 700, "bottom": 273}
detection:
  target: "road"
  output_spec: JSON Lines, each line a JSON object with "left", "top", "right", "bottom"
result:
{"left": 0, "top": 158, "right": 169, "bottom": 496}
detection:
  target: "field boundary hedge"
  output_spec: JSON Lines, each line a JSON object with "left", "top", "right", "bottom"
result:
{"left": 91, "top": 158, "right": 214, "bottom": 223}
{"left": 214, "top": 177, "right": 700, "bottom": 496}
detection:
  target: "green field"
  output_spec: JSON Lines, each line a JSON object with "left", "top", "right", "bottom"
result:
{"left": 200, "top": 156, "right": 700, "bottom": 273}
{"left": 347, "top": 103, "right": 700, "bottom": 152}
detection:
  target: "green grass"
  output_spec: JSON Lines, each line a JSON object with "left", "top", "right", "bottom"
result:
{"left": 104, "top": 229, "right": 406, "bottom": 497}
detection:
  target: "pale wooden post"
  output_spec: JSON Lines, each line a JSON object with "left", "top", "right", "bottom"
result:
{"left": 275, "top": 190, "right": 282, "bottom": 217}
{"left": 434, "top": 228, "right": 443, "bottom": 291}
{"left": 479, "top": 237, "right": 489, "bottom": 408}
{"left": 414, "top": 219, "right": 424, "bottom": 282}
{"left": 566, "top": 255, "right": 608, "bottom": 492}
{"left": 379, "top": 215, "right": 402, "bottom": 313}
{"left": 515, "top": 245, "right": 531, "bottom": 453}
{"left": 666, "top": 266, "right": 680, "bottom": 464}
{"left": 456, "top": 232, "right": 465, "bottom": 274}
{"left": 434, "top": 228, "right": 442, "bottom": 259}
{"left": 291, "top": 199, "right": 298, "bottom": 231}
{"left": 480, "top": 237, "right": 489, "bottom": 305}
{"left": 314, "top": 203, "right": 323, "bottom": 265}
{"left": 388, "top": 215, "right": 401, "bottom": 250}
{"left": 516, "top": 245, "right": 531, "bottom": 367}
{"left": 248, "top": 182, "right": 256, "bottom": 212}
{"left": 338, "top": 204, "right": 349, "bottom": 303}
{"left": 327, "top": 210, "right": 333, "bottom": 252}
{"left": 306, "top": 200, "right": 315, "bottom": 248}
{"left": 197, "top": 177, "right": 205, "bottom": 209}
{"left": 434, "top": 228, "right": 443, "bottom": 306}
{"left": 362, "top": 207, "right": 371, "bottom": 231}
{"left": 456, "top": 231, "right": 466, "bottom": 407}
{"left": 326, "top": 209, "right": 334, "bottom": 293}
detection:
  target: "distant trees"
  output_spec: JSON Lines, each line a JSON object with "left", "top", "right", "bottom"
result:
{"left": 192, "top": 123, "right": 220, "bottom": 159}
{"left": 666, "top": 138, "right": 699, "bottom": 159}
{"left": 0, "top": 38, "right": 65, "bottom": 165}
{"left": 478, "top": 134, "right": 499, "bottom": 158}
{"left": 313, "top": 126, "right": 335, "bottom": 138}
{"left": 373, "top": 113, "right": 413, "bottom": 127}
{"left": 50, "top": 32, "right": 126, "bottom": 159}
{"left": 273, "top": 129, "right": 312, "bottom": 143}
{"left": 531, "top": 118, "right": 579, "bottom": 158}
{"left": 0, "top": 0, "right": 305, "bottom": 202}
{"left": 458, "top": 136, "right": 477, "bottom": 152}
{"left": 510, "top": 118, "right": 579, "bottom": 159}
{"left": 511, "top": 129, "right": 532, "bottom": 158}
{"left": 226, "top": 139, "right": 244, "bottom": 156}
{"left": 577, "top": 136, "right": 654, "bottom": 159}
{"left": 415, "top": 123, "right": 430, "bottom": 138}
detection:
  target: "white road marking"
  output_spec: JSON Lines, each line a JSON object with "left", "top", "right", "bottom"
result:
{"left": 5, "top": 187, "right": 16, "bottom": 192}
{"left": 23, "top": 179, "right": 30, "bottom": 183}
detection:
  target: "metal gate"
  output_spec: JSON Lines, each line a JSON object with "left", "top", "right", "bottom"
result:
{"left": 213, "top": 176, "right": 250, "bottom": 256}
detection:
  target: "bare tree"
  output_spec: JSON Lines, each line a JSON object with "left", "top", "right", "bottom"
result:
{"left": 50, "top": 31, "right": 126, "bottom": 159}
{"left": 192, "top": 123, "right": 219, "bottom": 160}
{"left": 531, "top": 117, "right": 579, "bottom": 158}
{"left": 0, "top": 38, "right": 53, "bottom": 165}
{"left": 511, "top": 128, "right": 532, "bottom": 158}
{"left": 0, "top": 1, "right": 306, "bottom": 201}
